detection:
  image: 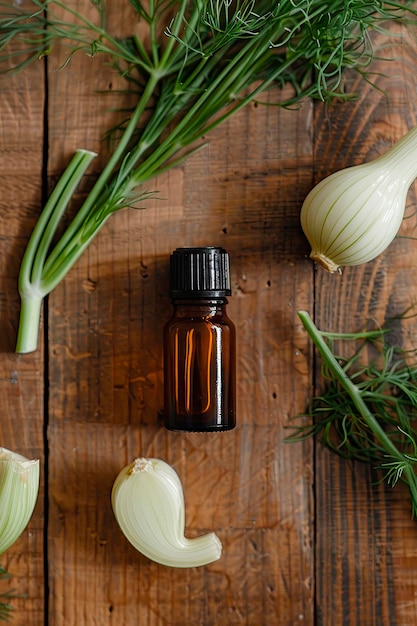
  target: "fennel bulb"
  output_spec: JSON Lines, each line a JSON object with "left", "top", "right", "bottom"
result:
{"left": 300, "top": 124, "right": 417, "bottom": 272}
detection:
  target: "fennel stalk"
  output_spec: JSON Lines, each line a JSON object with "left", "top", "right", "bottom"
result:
{"left": 292, "top": 310, "right": 417, "bottom": 518}
{"left": 1, "top": 0, "right": 417, "bottom": 352}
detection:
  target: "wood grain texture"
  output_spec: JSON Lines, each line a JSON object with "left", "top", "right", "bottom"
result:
{"left": 47, "top": 82, "right": 315, "bottom": 624}
{"left": 313, "top": 26, "right": 417, "bottom": 626}
{"left": 45, "top": 3, "right": 315, "bottom": 623}
{"left": 0, "top": 57, "right": 45, "bottom": 622}
{"left": 3, "top": 3, "right": 417, "bottom": 625}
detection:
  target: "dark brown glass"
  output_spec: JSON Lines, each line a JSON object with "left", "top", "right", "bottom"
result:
{"left": 163, "top": 298, "right": 236, "bottom": 431}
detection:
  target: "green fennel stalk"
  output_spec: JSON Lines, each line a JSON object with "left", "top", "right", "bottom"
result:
{"left": 292, "top": 310, "right": 417, "bottom": 518}
{"left": 1, "top": 0, "right": 417, "bottom": 352}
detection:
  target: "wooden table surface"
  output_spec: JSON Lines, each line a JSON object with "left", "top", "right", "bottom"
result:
{"left": 2, "top": 3, "right": 417, "bottom": 625}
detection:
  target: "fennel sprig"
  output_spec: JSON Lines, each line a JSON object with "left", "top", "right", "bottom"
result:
{"left": 291, "top": 310, "right": 417, "bottom": 518}
{"left": 2, "top": 1, "right": 417, "bottom": 352}
{"left": 0, "top": 568, "right": 13, "bottom": 622}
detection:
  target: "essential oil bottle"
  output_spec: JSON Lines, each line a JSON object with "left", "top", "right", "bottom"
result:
{"left": 163, "top": 247, "right": 236, "bottom": 432}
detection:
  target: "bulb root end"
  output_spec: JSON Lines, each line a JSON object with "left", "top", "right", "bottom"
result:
{"left": 309, "top": 251, "right": 342, "bottom": 274}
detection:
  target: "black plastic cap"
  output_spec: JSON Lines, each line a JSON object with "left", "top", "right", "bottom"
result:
{"left": 170, "top": 247, "right": 231, "bottom": 298}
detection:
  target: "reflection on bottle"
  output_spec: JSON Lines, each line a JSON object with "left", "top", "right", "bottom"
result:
{"left": 164, "top": 248, "right": 236, "bottom": 432}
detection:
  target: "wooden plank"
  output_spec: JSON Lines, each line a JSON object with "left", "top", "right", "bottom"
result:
{"left": 0, "top": 59, "right": 45, "bottom": 622}
{"left": 312, "top": 25, "right": 417, "bottom": 626}
{"left": 45, "top": 2, "right": 316, "bottom": 622}
{"left": 9, "top": 3, "right": 417, "bottom": 623}
{"left": 47, "top": 128, "right": 316, "bottom": 624}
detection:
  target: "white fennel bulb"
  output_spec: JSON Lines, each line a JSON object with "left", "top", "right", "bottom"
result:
{"left": 111, "top": 457, "right": 222, "bottom": 568}
{"left": 0, "top": 447, "right": 39, "bottom": 555}
{"left": 300, "top": 125, "right": 417, "bottom": 272}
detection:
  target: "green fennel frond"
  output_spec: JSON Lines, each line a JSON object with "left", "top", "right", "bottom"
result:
{"left": 1, "top": 1, "right": 417, "bottom": 353}
{"left": 0, "top": 567, "right": 14, "bottom": 622}
{"left": 290, "top": 311, "right": 417, "bottom": 518}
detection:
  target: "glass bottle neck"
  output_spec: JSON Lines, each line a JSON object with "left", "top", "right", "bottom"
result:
{"left": 171, "top": 297, "right": 228, "bottom": 304}
{"left": 170, "top": 298, "right": 228, "bottom": 316}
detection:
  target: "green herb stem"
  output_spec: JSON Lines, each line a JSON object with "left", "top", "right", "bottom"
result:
{"left": 41, "top": 72, "right": 160, "bottom": 280}
{"left": 298, "top": 311, "right": 405, "bottom": 461}
{"left": 46, "top": 0, "right": 153, "bottom": 70}
{"left": 29, "top": 150, "right": 97, "bottom": 289}
{"left": 15, "top": 295, "right": 43, "bottom": 355}
{"left": 16, "top": 150, "right": 97, "bottom": 353}
{"left": 297, "top": 309, "right": 417, "bottom": 517}
{"left": 19, "top": 150, "right": 96, "bottom": 297}
{"left": 4, "top": 0, "right": 417, "bottom": 352}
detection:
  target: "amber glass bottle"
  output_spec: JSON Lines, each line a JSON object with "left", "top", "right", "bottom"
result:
{"left": 163, "top": 247, "right": 236, "bottom": 432}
